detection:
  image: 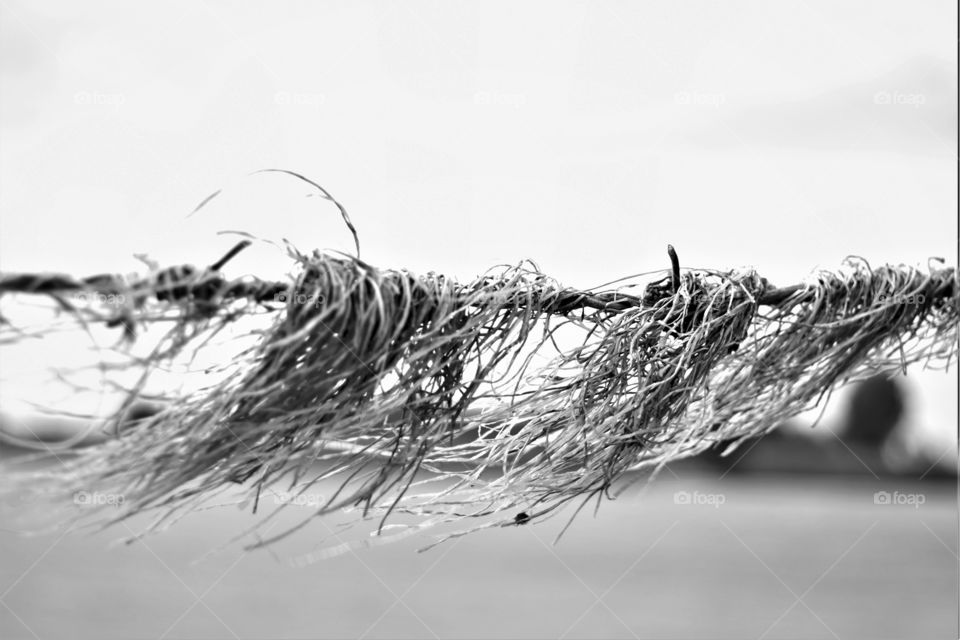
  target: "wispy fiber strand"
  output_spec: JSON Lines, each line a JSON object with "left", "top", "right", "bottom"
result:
{"left": 1, "top": 243, "right": 957, "bottom": 552}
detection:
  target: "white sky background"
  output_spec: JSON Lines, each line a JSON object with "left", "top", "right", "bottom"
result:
{"left": 0, "top": 1, "right": 956, "bottom": 449}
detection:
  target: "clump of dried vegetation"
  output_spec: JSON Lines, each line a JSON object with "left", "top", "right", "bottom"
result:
{"left": 1, "top": 179, "right": 956, "bottom": 554}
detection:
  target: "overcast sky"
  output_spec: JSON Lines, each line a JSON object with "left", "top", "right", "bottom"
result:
{"left": 0, "top": 0, "right": 956, "bottom": 448}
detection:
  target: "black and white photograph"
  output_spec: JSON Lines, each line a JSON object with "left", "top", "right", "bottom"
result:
{"left": 0, "top": 2, "right": 957, "bottom": 638}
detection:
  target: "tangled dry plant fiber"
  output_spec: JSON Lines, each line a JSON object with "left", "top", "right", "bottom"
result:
{"left": 1, "top": 185, "right": 956, "bottom": 554}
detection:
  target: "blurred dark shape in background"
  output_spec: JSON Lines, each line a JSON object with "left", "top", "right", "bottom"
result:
{"left": 842, "top": 374, "right": 904, "bottom": 446}
{"left": 115, "top": 400, "right": 163, "bottom": 434}
{"left": 0, "top": 399, "right": 163, "bottom": 456}
{"left": 699, "top": 374, "right": 955, "bottom": 479}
